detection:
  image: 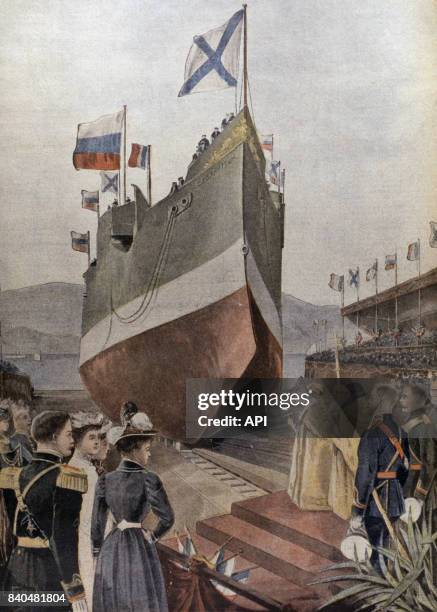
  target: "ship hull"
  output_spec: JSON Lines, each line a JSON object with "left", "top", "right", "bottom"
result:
{"left": 79, "top": 110, "right": 283, "bottom": 440}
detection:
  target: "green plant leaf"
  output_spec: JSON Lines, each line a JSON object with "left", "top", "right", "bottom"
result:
{"left": 384, "top": 566, "right": 424, "bottom": 608}
{"left": 315, "top": 582, "right": 379, "bottom": 610}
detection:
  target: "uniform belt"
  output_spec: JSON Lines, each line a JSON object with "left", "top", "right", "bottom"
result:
{"left": 117, "top": 520, "right": 142, "bottom": 531}
{"left": 17, "top": 536, "right": 49, "bottom": 549}
{"left": 410, "top": 463, "right": 422, "bottom": 471}
{"left": 377, "top": 471, "right": 397, "bottom": 479}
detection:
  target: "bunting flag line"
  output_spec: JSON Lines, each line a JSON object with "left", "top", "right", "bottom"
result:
{"left": 328, "top": 273, "right": 344, "bottom": 292}
{"left": 429, "top": 221, "right": 437, "bottom": 248}
{"left": 406, "top": 241, "right": 420, "bottom": 261}
{"left": 178, "top": 9, "right": 244, "bottom": 96}
{"left": 348, "top": 268, "right": 360, "bottom": 288}
{"left": 128, "top": 143, "right": 149, "bottom": 169}
{"left": 100, "top": 171, "right": 119, "bottom": 194}
{"left": 366, "top": 261, "right": 378, "bottom": 282}
{"left": 81, "top": 190, "right": 99, "bottom": 212}
{"left": 385, "top": 254, "right": 397, "bottom": 270}
{"left": 71, "top": 231, "right": 89, "bottom": 254}
{"left": 73, "top": 110, "right": 123, "bottom": 170}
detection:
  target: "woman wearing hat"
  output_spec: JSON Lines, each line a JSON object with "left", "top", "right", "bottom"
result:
{"left": 91, "top": 403, "right": 174, "bottom": 612}
{"left": 69, "top": 411, "right": 104, "bottom": 608}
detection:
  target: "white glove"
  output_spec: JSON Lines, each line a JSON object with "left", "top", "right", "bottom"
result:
{"left": 72, "top": 598, "right": 88, "bottom": 612}
{"left": 349, "top": 515, "right": 364, "bottom": 531}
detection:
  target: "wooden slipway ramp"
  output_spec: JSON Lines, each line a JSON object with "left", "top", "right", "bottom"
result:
{"left": 166, "top": 490, "right": 348, "bottom": 611}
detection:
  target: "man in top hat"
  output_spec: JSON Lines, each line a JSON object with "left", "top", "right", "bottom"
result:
{"left": 211, "top": 127, "right": 220, "bottom": 140}
{"left": 1, "top": 410, "right": 88, "bottom": 611}
{"left": 197, "top": 135, "right": 209, "bottom": 152}
{"left": 349, "top": 385, "right": 410, "bottom": 573}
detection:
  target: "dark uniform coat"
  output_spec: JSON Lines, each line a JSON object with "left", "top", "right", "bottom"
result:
{"left": 352, "top": 414, "right": 410, "bottom": 572}
{"left": 0, "top": 451, "right": 87, "bottom": 611}
{"left": 91, "top": 459, "right": 174, "bottom": 612}
{"left": 352, "top": 413, "right": 410, "bottom": 519}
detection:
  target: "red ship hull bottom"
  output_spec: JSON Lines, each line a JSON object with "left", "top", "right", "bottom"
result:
{"left": 80, "top": 286, "right": 282, "bottom": 441}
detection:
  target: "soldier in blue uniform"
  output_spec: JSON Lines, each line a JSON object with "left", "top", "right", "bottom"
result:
{"left": 350, "top": 385, "right": 410, "bottom": 573}
{"left": 0, "top": 410, "right": 88, "bottom": 612}
{"left": 91, "top": 403, "right": 174, "bottom": 612}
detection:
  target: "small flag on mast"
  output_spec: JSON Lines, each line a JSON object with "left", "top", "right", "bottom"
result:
{"left": 178, "top": 9, "right": 244, "bottom": 97}
{"left": 261, "top": 135, "right": 273, "bottom": 153}
{"left": 81, "top": 190, "right": 99, "bottom": 212}
{"left": 349, "top": 268, "right": 360, "bottom": 288}
{"left": 328, "top": 273, "right": 344, "bottom": 292}
{"left": 429, "top": 221, "right": 437, "bottom": 248}
{"left": 406, "top": 241, "right": 420, "bottom": 261}
{"left": 128, "top": 144, "right": 149, "bottom": 169}
{"left": 100, "top": 171, "right": 118, "bottom": 194}
{"left": 366, "top": 260, "right": 378, "bottom": 281}
{"left": 385, "top": 254, "right": 397, "bottom": 270}
{"left": 73, "top": 110, "right": 123, "bottom": 170}
{"left": 269, "top": 160, "right": 281, "bottom": 185}
{"left": 71, "top": 231, "right": 89, "bottom": 254}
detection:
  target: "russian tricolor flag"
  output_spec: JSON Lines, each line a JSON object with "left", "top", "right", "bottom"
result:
{"left": 261, "top": 134, "right": 273, "bottom": 153}
{"left": 81, "top": 190, "right": 99, "bottom": 212}
{"left": 128, "top": 143, "right": 149, "bottom": 169}
{"left": 73, "top": 110, "right": 123, "bottom": 170}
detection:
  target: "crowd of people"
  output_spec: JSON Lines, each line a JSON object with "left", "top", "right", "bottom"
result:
{"left": 307, "top": 326, "right": 437, "bottom": 371}
{"left": 0, "top": 400, "right": 174, "bottom": 612}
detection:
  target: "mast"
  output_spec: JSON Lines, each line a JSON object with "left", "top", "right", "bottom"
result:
{"left": 147, "top": 145, "right": 152, "bottom": 206}
{"left": 0, "top": 285, "right": 2, "bottom": 399}
{"left": 394, "top": 249, "right": 398, "bottom": 329}
{"left": 243, "top": 4, "right": 248, "bottom": 108}
{"left": 375, "top": 259, "right": 378, "bottom": 333}
{"left": 417, "top": 238, "right": 422, "bottom": 327}
{"left": 123, "top": 104, "right": 127, "bottom": 205}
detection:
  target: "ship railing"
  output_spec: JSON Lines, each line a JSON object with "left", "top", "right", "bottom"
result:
{"left": 157, "top": 542, "right": 284, "bottom": 611}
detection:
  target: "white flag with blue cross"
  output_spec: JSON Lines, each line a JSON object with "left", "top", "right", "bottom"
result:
{"left": 178, "top": 10, "right": 244, "bottom": 97}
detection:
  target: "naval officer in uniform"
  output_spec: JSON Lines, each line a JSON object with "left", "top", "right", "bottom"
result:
{"left": 0, "top": 410, "right": 88, "bottom": 611}
{"left": 349, "top": 385, "right": 410, "bottom": 573}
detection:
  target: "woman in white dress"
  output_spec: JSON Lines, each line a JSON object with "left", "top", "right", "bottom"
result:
{"left": 69, "top": 412, "right": 103, "bottom": 609}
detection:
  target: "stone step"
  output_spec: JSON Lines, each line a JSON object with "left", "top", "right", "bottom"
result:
{"left": 196, "top": 513, "right": 335, "bottom": 593}
{"left": 231, "top": 491, "right": 346, "bottom": 563}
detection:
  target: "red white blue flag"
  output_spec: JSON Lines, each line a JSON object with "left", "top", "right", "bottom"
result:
{"left": 385, "top": 253, "right": 397, "bottom": 270}
{"left": 261, "top": 134, "right": 273, "bottom": 153}
{"left": 71, "top": 231, "right": 89, "bottom": 254}
{"left": 81, "top": 190, "right": 99, "bottom": 212}
{"left": 128, "top": 144, "right": 149, "bottom": 169}
{"left": 73, "top": 110, "right": 123, "bottom": 171}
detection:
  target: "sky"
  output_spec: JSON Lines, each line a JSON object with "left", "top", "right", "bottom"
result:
{"left": 0, "top": 0, "right": 436, "bottom": 305}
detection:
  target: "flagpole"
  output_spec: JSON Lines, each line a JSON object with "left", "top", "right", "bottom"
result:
{"left": 356, "top": 266, "right": 360, "bottom": 333}
{"left": 418, "top": 238, "right": 421, "bottom": 326}
{"left": 277, "top": 161, "right": 281, "bottom": 194}
{"left": 341, "top": 281, "right": 345, "bottom": 342}
{"left": 375, "top": 259, "right": 378, "bottom": 333}
{"left": 123, "top": 105, "right": 127, "bottom": 205}
{"left": 87, "top": 231, "right": 90, "bottom": 267}
{"left": 243, "top": 4, "right": 248, "bottom": 108}
{"left": 147, "top": 145, "right": 152, "bottom": 206}
{"left": 0, "top": 284, "right": 3, "bottom": 399}
{"left": 394, "top": 249, "right": 398, "bottom": 330}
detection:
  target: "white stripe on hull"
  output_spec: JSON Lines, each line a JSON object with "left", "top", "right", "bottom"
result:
{"left": 246, "top": 246, "right": 282, "bottom": 347}
{"left": 80, "top": 239, "right": 247, "bottom": 366}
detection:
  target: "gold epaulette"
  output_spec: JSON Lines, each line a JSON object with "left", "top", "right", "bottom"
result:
{"left": 0, "top": 466, "right": 22, "bottom": 490}
{"left": 56, "top": 464, "right": 88, "bottom": 494}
